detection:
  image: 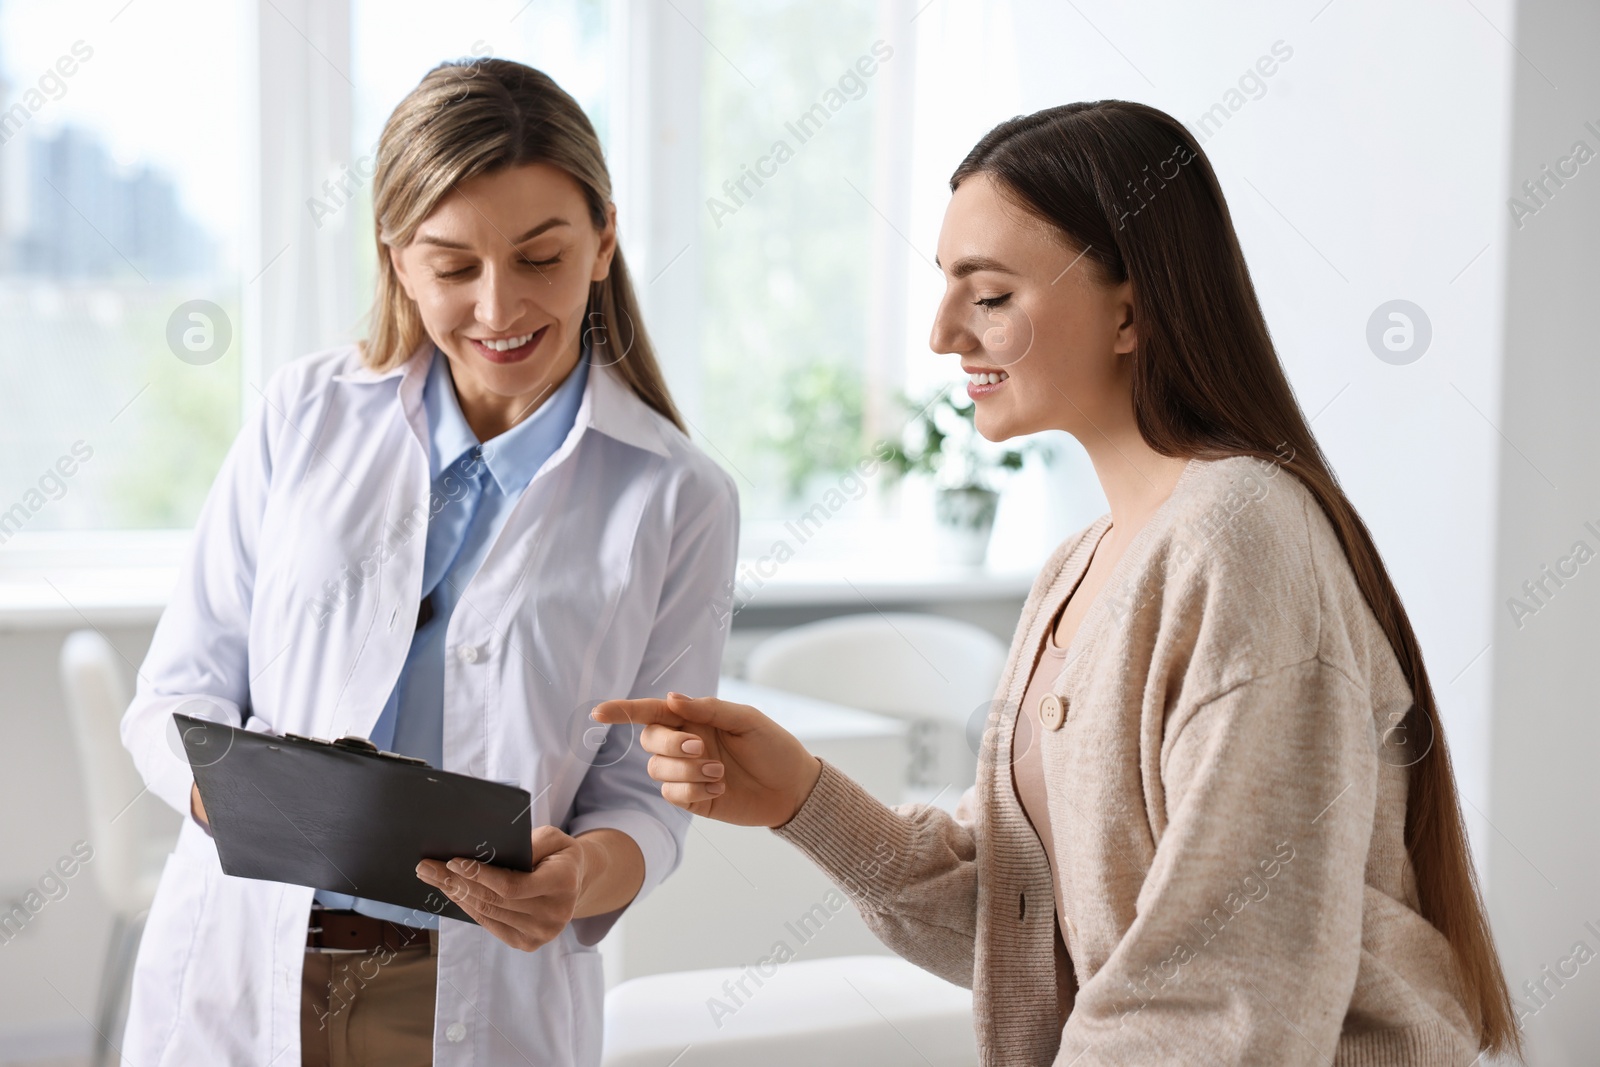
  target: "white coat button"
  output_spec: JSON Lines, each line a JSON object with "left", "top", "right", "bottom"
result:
{"left": 458, "top": 644, "right": 480, "bottom": 664}
{"left": 446, "top": 1022, "right": 467, "bottom": 1043}
{"left": 1039, "top": 693, "right": 1066, "bottom": 731}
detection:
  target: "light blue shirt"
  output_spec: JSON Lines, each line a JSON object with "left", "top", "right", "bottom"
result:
{"left": 314, "top": 343, "right": 590, "bottom": 927}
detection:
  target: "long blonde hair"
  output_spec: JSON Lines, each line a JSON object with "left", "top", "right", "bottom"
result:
{"left": 361, "top": 58, "right": 685, "bottom": 433}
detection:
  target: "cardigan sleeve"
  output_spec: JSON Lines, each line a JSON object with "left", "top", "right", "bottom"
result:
{"left": 1053, "top": 657, "right": 1377, "bottom": 1065}
{"left": 773, "top": 759, "right": 981, "bottom": 988}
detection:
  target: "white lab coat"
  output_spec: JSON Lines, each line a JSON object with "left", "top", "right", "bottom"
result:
{"left": 118, "top": 339, "right": 739, "bottom": 1066}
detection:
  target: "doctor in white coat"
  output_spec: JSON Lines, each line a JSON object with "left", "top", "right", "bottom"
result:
{"left": 117, "top": 58, "right": 738, "bottom": 1066}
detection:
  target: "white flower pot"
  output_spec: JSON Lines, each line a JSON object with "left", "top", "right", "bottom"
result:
{"left": 934, "top": 486, "right": 999, "bottom": 566}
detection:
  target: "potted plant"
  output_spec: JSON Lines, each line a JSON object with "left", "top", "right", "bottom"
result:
{"left": 761, "top": 361, "right": 864, "bottom": 500}
{"left": 877, "top": 384, "right": 1047, "bottom": 566}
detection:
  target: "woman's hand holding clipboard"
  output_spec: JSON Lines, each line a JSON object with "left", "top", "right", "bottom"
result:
{"left": 175, "top": 711, "right": 534, "bottom": 926}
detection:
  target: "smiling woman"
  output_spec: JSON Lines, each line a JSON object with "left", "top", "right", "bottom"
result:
{"left": 117, "top": 57, "right": 738, "bottom": 1067}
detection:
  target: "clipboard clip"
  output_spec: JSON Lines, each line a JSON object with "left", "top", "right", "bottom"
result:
{"left": 279, "top": 731, "right": 433, "bottom": 767}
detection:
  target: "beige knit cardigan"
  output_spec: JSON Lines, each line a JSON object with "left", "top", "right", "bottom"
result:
{"left": 773, "top": 455, "right": 1481, "bottom": 1066}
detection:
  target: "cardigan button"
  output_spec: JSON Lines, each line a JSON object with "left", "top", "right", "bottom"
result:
{"left": 1039, "top": 693, "right": 1066, "bottom": 730}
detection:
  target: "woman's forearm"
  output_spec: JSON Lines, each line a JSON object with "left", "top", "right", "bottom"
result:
{"left": 571, "top": 828, "right": 645, "bottom": 918}
{"left": 772, "top": 758, "right": 980, "bottom": 989}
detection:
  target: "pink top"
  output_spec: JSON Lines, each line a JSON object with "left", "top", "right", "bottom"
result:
{"left": 1010, "top": 602, "right": 1074, "bottom": 927}
{"left": 1010, "top": 524, "right": 1107, "bottom": 1022}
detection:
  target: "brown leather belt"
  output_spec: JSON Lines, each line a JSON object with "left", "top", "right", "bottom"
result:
{"left": 306, "top": 905, "right": 431, "bottom": 953}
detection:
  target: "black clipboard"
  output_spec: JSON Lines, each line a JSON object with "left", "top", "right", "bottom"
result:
{"left": 174, "top": 712, "right": 534, "bottom": 924}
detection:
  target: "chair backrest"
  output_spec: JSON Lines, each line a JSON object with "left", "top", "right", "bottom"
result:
{"left": 59, "top": 629, "right": 176, "bottom": 915}
{"left": 746, "top": 613, "right": 1008, "bottom": 803}
{"left": 746, "top": 612, "right": 1007, "bottom": 723}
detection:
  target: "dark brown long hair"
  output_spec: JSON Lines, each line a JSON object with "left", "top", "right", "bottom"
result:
{"left": 362, "top": 58, "right": 684, "bottom": 433}
{"left": 953, "top": 100, "right": 1518, "bottom": 1058}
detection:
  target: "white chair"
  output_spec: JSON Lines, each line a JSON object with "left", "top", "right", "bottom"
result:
{"left": 602, "top": 955, "right": 978, "bottom": 1066}
{"left": 59, "top": 630, "right": 180, "bottom": 1067}
{"left": 745, "top": 613, "right": 1007, "bottom": 808}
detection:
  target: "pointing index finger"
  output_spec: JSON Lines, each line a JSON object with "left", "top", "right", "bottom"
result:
{"left": 591, "top": 698, "right": 685, "bottom": 728}
{"left": 609, "top": 693, "right": 764, "bottom": 734}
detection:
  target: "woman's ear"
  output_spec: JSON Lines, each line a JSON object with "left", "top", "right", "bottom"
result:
{"left": 591, "top": 202, "right": 619, "bottom": 283}
{"left": 388, "top": 243, "right": 417, "bottom": 301}
{"left": 1111, "top": 278, "right": 1137, "bottom": 356}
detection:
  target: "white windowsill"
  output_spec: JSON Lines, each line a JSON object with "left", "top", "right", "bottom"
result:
{"left": 0, "top": 525, "right": 1035, "bottom": 631}
{"left": 0, "top": 530, "right": 188, "bottom": 630}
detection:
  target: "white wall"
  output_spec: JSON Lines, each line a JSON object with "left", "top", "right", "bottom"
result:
{"left": 1488, "top": 0, "right": 1600, "bottom": 1061}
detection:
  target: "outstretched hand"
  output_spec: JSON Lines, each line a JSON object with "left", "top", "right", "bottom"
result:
{"left": 590, "top": 692, "right": 823, "bottom": 829}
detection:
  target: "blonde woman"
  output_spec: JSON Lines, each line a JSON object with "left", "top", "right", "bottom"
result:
{"left": 595, "top": 101, "right": 1520, "bottom": 1065}
{"left": 119, "top": 60, "right": 737, "bottom": 1066}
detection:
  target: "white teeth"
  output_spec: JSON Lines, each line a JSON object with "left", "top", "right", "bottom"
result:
{"left": 968, "top": 371, "right": 1009, "bottom": 385}
{"left": 480, "top": 332, "right": 535, "bottom": 352}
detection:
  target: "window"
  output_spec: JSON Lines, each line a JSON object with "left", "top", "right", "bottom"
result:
{"left": 0, "top": 0, "right": 243, "bottom": 540}
{"left": 692, "top": 1, "right": 1059, "bottom": 572}
{"left": 698, "top": 0, "right": 890, "bottom": 524}
{"left": 0, "top": 0, "right": 1058, "bottom": 582}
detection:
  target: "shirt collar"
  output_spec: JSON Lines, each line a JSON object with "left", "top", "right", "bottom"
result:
{"left": 579, "top": 345, "right": 675, "bottom": 458}
{"left": 422, "top": 343, "right": 592, "bottom": 496}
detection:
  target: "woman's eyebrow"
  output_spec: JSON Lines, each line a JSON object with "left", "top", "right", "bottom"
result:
{"left": 414, "top": 217, "right": 573, "bottom": 250}
{"left": 934, "top": 254, "right": 1016, "bottom": 278}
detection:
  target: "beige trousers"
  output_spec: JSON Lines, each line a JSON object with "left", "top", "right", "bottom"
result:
{"left": 299, "top": 929, "right": 439, "bottom": 1066}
